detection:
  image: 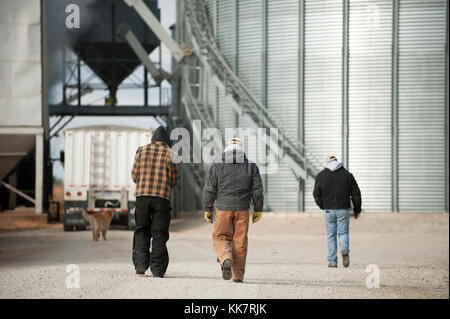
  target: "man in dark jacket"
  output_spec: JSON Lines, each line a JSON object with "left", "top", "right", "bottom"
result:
{"left": 131, "top": 126, "right": 180, "bottom": 277}
{"left": 313, "top": 155, "right": 361, "bottom": 268}
{"left": 203, "top": 137, "right": 264, "bottom": 282}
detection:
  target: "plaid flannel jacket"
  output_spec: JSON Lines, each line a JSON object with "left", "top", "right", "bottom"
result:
{"left": 131, "top": 141, "right": 180, "bottom": 200}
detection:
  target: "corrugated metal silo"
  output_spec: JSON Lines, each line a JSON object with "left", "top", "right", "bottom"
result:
{"left": 185, "top": 0, "right": 448, "bottom": 213}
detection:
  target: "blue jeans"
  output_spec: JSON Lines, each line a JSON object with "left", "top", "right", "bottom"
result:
{"left": 324, "top": 209, "right": 350, "bottom": 266}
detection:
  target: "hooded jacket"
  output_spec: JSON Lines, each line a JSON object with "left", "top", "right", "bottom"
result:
{"left": 151, "top": 126, "right": 172, "bottom": 146}
{"left": 313, "top": 160, "right": 362, "bottom": 214}
{"left": 202, "top": 149, "right": 264, "bottom": 212}
{"left": 131, "top": 126, "right": 180, "bottom": 200}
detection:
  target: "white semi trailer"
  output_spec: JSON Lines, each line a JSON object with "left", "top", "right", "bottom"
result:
{"left": 63, "top": 125, "right": 152, "bottom": 231}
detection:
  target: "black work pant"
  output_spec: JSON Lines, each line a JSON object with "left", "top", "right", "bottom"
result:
{"left": 132, "top": 196, "right": 171, "bottom": 276}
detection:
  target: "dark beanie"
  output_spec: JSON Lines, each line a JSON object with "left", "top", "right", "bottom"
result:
{"left": 151, "top": 126, "right": 171, "bottom": 147}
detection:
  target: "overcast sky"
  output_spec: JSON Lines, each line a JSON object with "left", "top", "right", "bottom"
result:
{"left": 51, "top": 0, "right": 176, "bottom": 179}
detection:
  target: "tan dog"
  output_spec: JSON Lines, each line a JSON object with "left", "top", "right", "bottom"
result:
{"left": 82, "top": 210, "right": 113, "bottom": 241}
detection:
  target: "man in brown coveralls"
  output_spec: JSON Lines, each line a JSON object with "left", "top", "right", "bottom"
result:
{"left": 203, "top": 138, "right": 264, "bottom": 283}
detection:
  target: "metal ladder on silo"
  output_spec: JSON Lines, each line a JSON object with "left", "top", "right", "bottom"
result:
{"left": 182, "top": 0, "right": 322, "bottom": 183}
{"left": 165, "top": 76, "right": 211, "bottom": 198}
{"left": 121, "top": 0, "right": 214, "bottom": 201}
{"left": 122, "top": 0, "right": 322, "bottom": 186}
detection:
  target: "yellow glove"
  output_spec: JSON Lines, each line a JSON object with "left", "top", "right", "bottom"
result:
{"left": 252, "top": 212, "right": 262, "bottom": 223}
{"left": 204, "top": 211, "right": 213, "bottom": 223}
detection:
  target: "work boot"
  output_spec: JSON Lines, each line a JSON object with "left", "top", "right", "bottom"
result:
{"left": 221, "top": 259, "right": 232, "bottom": 280}
{"left": 328, "top": 264, "right": 337, "bottom": 268}
{"left": 136, "top": 269, "right": 146, "bottom": 275}
{"left": 341, "top": 248, "right": 350, "bottom": 268}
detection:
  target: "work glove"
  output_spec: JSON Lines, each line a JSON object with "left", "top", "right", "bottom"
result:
{"left": 252, "top": 212, "right": 262, "bottom": 223}
{"left": 204, "top": 211, "right": 213, "bottom": 223}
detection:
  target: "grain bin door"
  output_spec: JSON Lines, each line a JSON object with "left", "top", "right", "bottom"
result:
{"left": 397, "top": 0, "right": 447, "bottom": 212}
{"left": 303, "top": 0, "right": 343, "bottom": 211}
{"left": 348, "top": 0, "right": 393, "bottom": 212}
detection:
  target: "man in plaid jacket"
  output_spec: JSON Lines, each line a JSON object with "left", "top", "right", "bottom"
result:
{"left": 131, "top": 126, "right": 180, "bottom": 277}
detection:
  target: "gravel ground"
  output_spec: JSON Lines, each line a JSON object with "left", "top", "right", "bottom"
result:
{"left": 0, "top": 212, "right": 448, "bottom": 299}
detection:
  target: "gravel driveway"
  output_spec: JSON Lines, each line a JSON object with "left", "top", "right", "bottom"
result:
{"left": 0, "top": 212, "right": 448, "bottom": 299}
